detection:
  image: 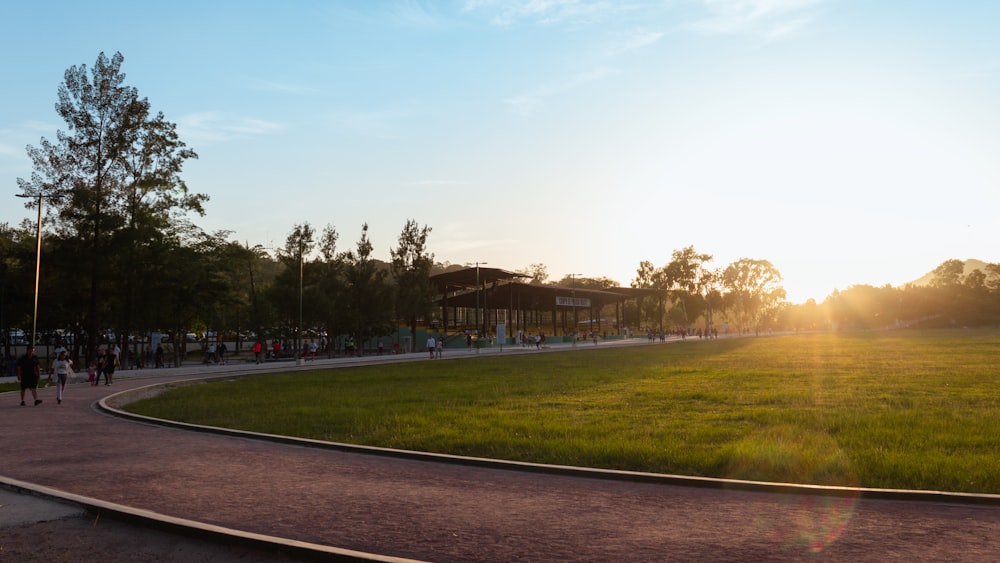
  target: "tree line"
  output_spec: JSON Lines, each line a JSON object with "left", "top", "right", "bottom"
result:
{"left": 590, "top": 248, "right": 1000, "bottom": 335}
{"left": 783, "top": 259, "right": 1000, "bottom": 331}
{"left": 4, "top": 52, "right": 439, "bottom": 365}
{"left": 5, "top": 52, "right": 998, "bottom": 367}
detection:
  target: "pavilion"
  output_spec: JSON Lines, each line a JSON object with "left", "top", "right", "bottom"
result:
{"left": 429, "top": 267, "right": 664, "bottom": 342}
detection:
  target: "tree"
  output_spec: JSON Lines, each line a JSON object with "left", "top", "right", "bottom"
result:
{"left": 661, "top": 246, "right": 713, "bottom": 326}
{"left": 930, "top": 259, "right": 965, "bottom": 288}
{"left": 269, "top": 224, "right": 316, "bottom": 354}
{"left": 312, "top": 224, "right": 345, "bottom": 351}
{"left": 699, "top": 267, "right": 724, "bottom": 334}
{"left": 390, "top": 220, "right": 435, "bottom": 352}
{"left": 0, "top": 223, "right": 36, "bottom": 358}
{"left": 150, "top": 228, "right": 224, "bottom": 365}
{"left": 519, "top": 263, "right": 549, "bottom": 284}
{"left": 343, "top": 224, "right": 394, "bottom": 352}
{"left": 630, "top": 260, "right": 664, "bottom": 329}
{"left": 238, "top": 242, "right": 271, "bottom": 347}
{"left": 555, "top": 275, "right": 616, "bottom": 290}
{"left": 631, "top": 261, "right": 656, "bottom": 289}
{"left": 984, "top": 263, "right": 1000, "bottom": 292}
{"left": 17, "top": 51, "right": 202, "bottom": 361}
{"left": 721, "top": 258, "right": 785, "bottom": 334}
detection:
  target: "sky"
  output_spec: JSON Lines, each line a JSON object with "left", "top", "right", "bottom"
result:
{"left": 1, "top": 0, "right": 998, "bottom": 304}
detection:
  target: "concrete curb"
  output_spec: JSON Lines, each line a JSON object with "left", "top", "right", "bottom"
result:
{"left": 100, "top": 376, "right": 1000, "bottom": 508}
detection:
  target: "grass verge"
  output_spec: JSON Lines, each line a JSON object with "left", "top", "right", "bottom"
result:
{"left": 126, "top": 329, "right": 1000, "bottom": 493}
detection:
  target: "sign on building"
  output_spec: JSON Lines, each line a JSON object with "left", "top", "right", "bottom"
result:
{"left": 556, "top": 296, "right": 591, "bottom": 308}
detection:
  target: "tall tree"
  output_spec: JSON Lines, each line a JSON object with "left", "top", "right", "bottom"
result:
{"left": 343, "top": 224, "right": 393, "bottom": 352}
{"left": 631, "top": 260, "right": 670, "bottom": 330}
{"left": 117, "top": 108, "right": 204, "bottom": 364}
{"left": 313, "top": 224, "right": 345, "bottom": 351}
{"left": 984, "top": 263, "right": 1000, "bottom": 292}
{"left": 518, "top": 263, "right": 549, "bottom": 284}
{"left": 699, "top": 267, "right": 724, "bottom": 334}
{"left": 929, "top": 259, "right": 965, "bottom": 288}
{"left": 270, "top": 224, "right": 316, "bottom": 354}
{"left": 721, "top": 258, "right": 785, "bottom": 334}
{"left": 390, "top": 220, "right": 435, "bottom": 352}
{"left": 17, "top": 51, "right": 202, "bottom": 361}
{"left": 661, "top": 246, "right": 713, "bottom": 325}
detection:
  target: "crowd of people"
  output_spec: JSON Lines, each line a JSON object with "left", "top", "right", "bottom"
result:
{"left": 12, "top": 342, "right": 122, "bottom": 407}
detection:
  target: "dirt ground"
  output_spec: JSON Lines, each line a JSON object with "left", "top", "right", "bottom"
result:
{"left": 0, "top": 514, "right": 301, "bottom": 562}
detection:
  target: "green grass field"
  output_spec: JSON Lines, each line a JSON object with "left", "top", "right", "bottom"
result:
{"left": 126, "top": 329, "right": 1000, "bottom": 493}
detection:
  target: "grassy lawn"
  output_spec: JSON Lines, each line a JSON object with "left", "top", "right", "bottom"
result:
{"left": 126, "top": 329, "right": 1000, "bottom": 494}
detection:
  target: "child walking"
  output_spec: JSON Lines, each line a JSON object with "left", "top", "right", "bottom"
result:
{"left": 48, "top": 350, "right": 73, "bottom": 405}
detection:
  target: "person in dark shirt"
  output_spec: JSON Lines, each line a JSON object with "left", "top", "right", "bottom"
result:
{"left": 16, "top": 347, "right": 42, "bottom": 406}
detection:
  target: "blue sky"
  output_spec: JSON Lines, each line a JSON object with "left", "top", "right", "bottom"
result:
{"left": 2, "top": 0, "right": 998, "bottom": 303}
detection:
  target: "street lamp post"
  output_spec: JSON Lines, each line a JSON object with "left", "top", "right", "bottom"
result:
{"left": 295, "top": 237, "right": 312, "bottom": 366}
{"left": 16, "top": 193, "right": 43, "bottom": 349}
{"left": 569, "top": 273, "right": 582, "bottom": 347}
{"left": 1, "top": 262, "right": 6, "bottom": 365}
{"left": 466, "top": 262, "right": 487, "bottom": 351}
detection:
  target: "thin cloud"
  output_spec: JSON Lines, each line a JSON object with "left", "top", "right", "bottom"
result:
{"left": 325, "top": 108, "right": 410, "bottom": 140}
{"left": 606, "top": 28, "right": 666, "bottom": 56}
{"left": 386, "top": 0, "right": 446, "bottom": 27}
{"left": 324, "top": 1, "right": 455, "bottom": 29}
{"left": 434, "top": 234, "right": 518, "bottom": 255}
{"left": 0, "top": 143, "right": 21, "bottom": 159}
{"left": 177, "top": 112, "right": 284, "bottom": 143}
{"left": 24, "top": 121, "right": 58, "bottom": 133}
{"left": 411, "top": 180, "right": 472, "bottom": 186}
{"left": 252, "top": 80, "right": 319, "bottom": 95}
{"left": 430, "top": 221, "right": 507, "bottom": 255}
{"left": 0, "top": 122, "right": 57, "bottom": 162}
{"left": 686, "top": 0, "right": 831, "bottom": 37}
{"left": 503, "top": 95, "right": 543, "bottom": 117}
{"left": 505, "top": 65, "right": 617, "bottom": 116}
{"left": 465, "top": 0, "right": 624, "bottom": 27}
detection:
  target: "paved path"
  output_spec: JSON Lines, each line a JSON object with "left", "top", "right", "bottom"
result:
{"left": 2, "top": 344, "right": 1000, "bottom": 561}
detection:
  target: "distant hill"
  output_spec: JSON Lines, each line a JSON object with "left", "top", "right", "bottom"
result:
{"left": 910, "top": 259, "right": 991, "bottom": 287}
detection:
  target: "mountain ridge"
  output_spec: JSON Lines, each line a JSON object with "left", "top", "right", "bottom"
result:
{"left": 910, "top": 259, "right": 991, "bottom": 287}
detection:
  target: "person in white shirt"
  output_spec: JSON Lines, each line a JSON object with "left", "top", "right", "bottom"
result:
{"left": 48, "top": 350, "right": 73, "bottom": 405}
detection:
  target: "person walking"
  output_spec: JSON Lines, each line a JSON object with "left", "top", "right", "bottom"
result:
{"left": 93, "top": 349, "right": 108, "bottom": 386}
{"left": 105, "top": 347, "right": 117, "bottom": 384}
{"left": 252, "top": 340, "right": 262, "bottom": 364}
{"left": 16, "top": 347, "right": 42, "bottom": 406}
{"left": 426, "top": 335, "right": 436, "bottom": 359}
{"left": 48, "top": 350, "right": 73, "bottom": 405}
{"left": 435, "top": 336, "right": 443, "bottom": 359}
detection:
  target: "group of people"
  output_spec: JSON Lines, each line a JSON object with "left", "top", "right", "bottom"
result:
{"left": 248, "top": 339, "right": 323, "bottom": 364}
{"left": 202, "top": 341, "right": 229, "bottom": 365}
{"left": 514, "top": 331, "right": 547, "bottom": 349}
{"left": 14, "top": 344, "right": 121, "bottom": 407}
{"left": 90, "top": 346, "right": 119, "bottom": 386}
{"left": 425, "top": 336, "right": 444, "bottom": 359}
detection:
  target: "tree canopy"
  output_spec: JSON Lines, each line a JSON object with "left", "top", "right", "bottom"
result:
{"left": 16, "top": 51, "right": 203, "bottom": 361}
